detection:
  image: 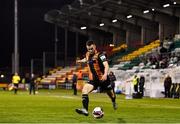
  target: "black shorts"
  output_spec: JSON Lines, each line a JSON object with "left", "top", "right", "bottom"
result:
{"left": 14, "top": 84, "right": 19, "bottom": 89}
{"left": 88, "top": 78, "right": 112, "bottom": 92}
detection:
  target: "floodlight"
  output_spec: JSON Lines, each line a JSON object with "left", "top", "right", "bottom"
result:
{"left": 163, "top": 4, "right": 170, "bottom": 8}
{"left": 127, "top": 15, "right": 132, "bottom": 19}
{"left": 112, "top": 19, "right": 117, "bottom": 23}
{"left": 143, "top": 10, "right": 149, "bottom": 14}
{"left": 80, "top": 26, "right": 87, "bottom": 30}
{"left": 99, "top": 23, "right": 104, "bottom": 26}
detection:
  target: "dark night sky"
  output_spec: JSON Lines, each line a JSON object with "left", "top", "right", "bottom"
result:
{"left": 0, "top": 0, "right": 87, "bottom": 69}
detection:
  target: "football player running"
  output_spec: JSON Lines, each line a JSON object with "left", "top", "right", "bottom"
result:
{"left": 75, "top": 40, "right": 117, "bottom": 116}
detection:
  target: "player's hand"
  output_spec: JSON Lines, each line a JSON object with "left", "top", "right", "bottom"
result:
{"left": 76, "top": 58, "right": 87, "bottom": 63}
{"left": 101, "top": 74, "right": 107, "bottom": 81}
{"left": 76, "top": 59, "right": 81, "bottom": 63}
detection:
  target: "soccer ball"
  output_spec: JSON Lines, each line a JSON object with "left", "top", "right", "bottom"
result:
{"left": 92, "top": 107, "right": 104, "bottom": 119}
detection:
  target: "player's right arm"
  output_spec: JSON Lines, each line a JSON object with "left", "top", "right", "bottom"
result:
{"left": 76, "top": 58, "right": 87, "bottom": 63}
{"left": 76, "top": 52, "right": 88, "bottom": 63}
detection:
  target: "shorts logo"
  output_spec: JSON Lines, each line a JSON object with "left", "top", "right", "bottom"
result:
{"left": 107, "top": 84, "right": 112, "bottom": 88}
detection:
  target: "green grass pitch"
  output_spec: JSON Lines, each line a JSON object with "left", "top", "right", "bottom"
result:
{"left": 0, "top": 89, "right": 180, "bottom": 123}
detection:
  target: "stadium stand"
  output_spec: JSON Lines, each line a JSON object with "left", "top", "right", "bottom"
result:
{"left": 119, "top": 40, "right": 160, "bottom": 62}
{"left": 39, "top": 65, "right": 89, "bottom": 90}
{"left": 108, "top": 40, "right": 160, "bottom": 70}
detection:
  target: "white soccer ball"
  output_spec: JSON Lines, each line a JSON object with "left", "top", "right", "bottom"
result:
{"left": 92, "top": 107, "right": 104, "bottom": 119}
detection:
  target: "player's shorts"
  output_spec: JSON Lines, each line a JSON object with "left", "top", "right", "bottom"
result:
{"left": 87, "top": 77, "right": 112, "bottom": 92}
{"left": 14, "top": 84, "right": 18, "bottom": 89}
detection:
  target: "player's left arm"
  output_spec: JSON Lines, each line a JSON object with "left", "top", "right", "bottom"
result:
{"left": 101, "top": 61, "right": 109, "bottom": 81}
{"left": 99, "top": 53, "right": 109, "bottom": 81}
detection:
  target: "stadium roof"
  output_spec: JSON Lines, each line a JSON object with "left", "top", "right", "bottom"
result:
{"left": 44, "top": 0, "right": 180, "bottom": 35}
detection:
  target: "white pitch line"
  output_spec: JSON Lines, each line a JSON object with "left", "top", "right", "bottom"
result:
{"left": 50, "top": 95, "right": 81, "bottom": 100}
{"left": 49, "top": 95, "right": 180, "bottom": 109}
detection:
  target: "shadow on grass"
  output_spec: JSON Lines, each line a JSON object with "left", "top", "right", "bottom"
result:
{"left": 117, "top": 118, "right": 126, "bottom": 123}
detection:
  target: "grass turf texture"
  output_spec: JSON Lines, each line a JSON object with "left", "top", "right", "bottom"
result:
{"left": 0, "top": 89, "right": 180, "bottom": 123}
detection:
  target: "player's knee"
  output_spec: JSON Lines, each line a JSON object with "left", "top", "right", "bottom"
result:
{"left": 82, "top": 84, "right": 93, "bottom": 94}
{"left": 82, "top": 88, "right": 89, "bottom": 94}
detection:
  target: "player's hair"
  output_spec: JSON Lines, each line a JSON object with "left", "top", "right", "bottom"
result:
{"left": 86, "top": 40, "right": 95, "bottom": 46}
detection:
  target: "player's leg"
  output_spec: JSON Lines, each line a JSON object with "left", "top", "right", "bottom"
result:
{"left": 33, "top": 85, "right": 36, "bottom": 95}
{"left": 76, "top": 83, "right": 94, "bottom": 116}
{"left": 101, "top": 80, "right": 117, "bottom": 110}
{"left": 82, "top": 83, "right": 94, "bottom": 111}
{"left": 29, "top": 84, "right": 32, "bottom": 95}
{"left": 14, "top": 84, "right": 18, "bottom": 94}
{"left": 106, "top": 89, "right": 117, "bottom": 110}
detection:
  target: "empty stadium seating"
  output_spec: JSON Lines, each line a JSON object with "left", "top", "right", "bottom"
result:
{"left": 39, "top": 66, "right": 89, "bottom": 90}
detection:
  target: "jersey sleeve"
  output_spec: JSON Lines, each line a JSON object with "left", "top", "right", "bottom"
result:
{"left": 99, "top": 53, "right": 107, "bottom": 62}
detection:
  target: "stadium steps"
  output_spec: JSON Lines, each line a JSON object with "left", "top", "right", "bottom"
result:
{"left": 109, "top": 40, "right": 160, "bottom": 70}
{"left": 118, "top": 40, "right": 160, "bottom": 62}
{"left": 109, "top": 47, "right": 136, "bottom": 65}
{"left": 39, "top": 65, "right": 90, "bottom": 89}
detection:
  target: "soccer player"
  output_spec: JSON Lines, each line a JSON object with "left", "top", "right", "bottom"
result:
{"left": 12, "top": 72, "right": 21, "bottom": 94}
{"left": 75, "top": 40, "right": 117, "bottom": 116}
{"left": 29, "top": 74, "right": 36, "bottom": 95}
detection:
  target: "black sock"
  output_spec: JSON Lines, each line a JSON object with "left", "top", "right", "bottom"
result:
{"left": 112, "top": 90, "right": 116, "bottom": 103}
{"left": 15, "top": 89, "right": 17, "bottom": 94}
{"left": 107, "top": 90, "right": 116, "bottom": 103}
{"left": 82, "top": 94, "right": 89, "bottom": 111}
{"left": 112, "top": 95, "right": 116, "bottom": 103}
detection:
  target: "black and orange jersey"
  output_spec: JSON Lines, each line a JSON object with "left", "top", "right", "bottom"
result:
{"left": 86, "top": 51, "right": 108, "bottom": 81}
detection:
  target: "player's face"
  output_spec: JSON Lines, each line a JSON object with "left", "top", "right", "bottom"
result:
{"left": 86, "top": 44, "right": 96, "bottom": 54}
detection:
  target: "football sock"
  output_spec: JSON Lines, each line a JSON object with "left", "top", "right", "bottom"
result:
{"left": 112, "top": 90, "right": 116, "bottom": 103}
{"left": 107, "top": 90, "right": 116, "bottom": 103}
{"left": 112, "top": 96, "right": 116, "bottom": 103}
{"left": 82, "top": 94, "right": 89, "bottom": 111}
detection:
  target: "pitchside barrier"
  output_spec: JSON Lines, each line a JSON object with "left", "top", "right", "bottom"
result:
{"left": 7, "top": 83, "right": 28, "bottom": 91}
{"left": 111, "top": 66, "right": 180, "bottom": 98}
{"left": 0, "top": 83, "right": 8, "bottom": 90}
